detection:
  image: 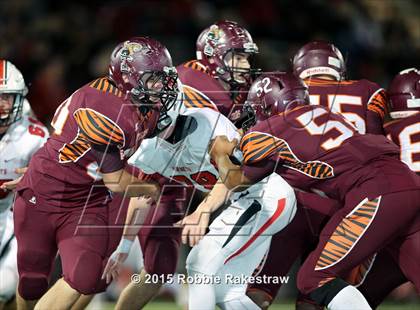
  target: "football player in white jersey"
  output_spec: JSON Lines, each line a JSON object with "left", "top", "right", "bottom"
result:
{"left": 0, "top": 60, "right": 49, "bottom": 309}
{"left": 103, "top": 90, "right": 297, "bottom": 310}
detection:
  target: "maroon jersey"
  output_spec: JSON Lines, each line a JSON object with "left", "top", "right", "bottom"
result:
{"left": 241, "top": 105, "right": 419, "bottom": 203}
{"left": 18, "top": 77, "right": 143, "bottom": 210}
{"left": 176, "top": 60, "right": 246, "bottom": 120}
{"left": 306, "top": 78, "right": 388, "bottom": 135}
{"left": 384, "top": 113, "right": 420, "bottom": 174}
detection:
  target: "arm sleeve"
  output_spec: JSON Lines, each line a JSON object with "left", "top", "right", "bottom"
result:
{"left": 74, "top": 108, "right": 125, "bottom": 147}
{"left": 366, "top": 88, "right": 388, "bottom": 134}
{"left": 90, "top": 144, "right": 124, "bottom": 173}
{"left": 242, "top": 156, "right": 277, "bottom": 184}
{"left": 240, "top": 131, "right": 283, "bottom": 164}
{"left": 180, "top": 68, "right": 231, "bottom": 113}
{"left": 366, "top": 110, "right": 385, "bottom": 135}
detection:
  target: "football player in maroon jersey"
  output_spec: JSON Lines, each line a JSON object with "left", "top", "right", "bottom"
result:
{"left": 177, "top": 20, "right": 258, "bottom": 122}
{"left": 293, "top": 41, "right": 388, "bottom": 135}
{"left": 384, "top": 68, "right": 420, "bottom": 175}
{"left": 351, "top": 68, "right": 420, "bottom": 307}
{"left": 102, "top": 21, "right": 261, "bottom": 310}
{"left": 214, "top": 72, "right": 419, "bottom": 310}
{"left": 13, "top": 37, "right": 177, "bottom": 310}
{"left": 247, "top": 41, "right": 390, "bottom": 309}
{"left": 341, "top": 68, "right": 420, "bottom": 308}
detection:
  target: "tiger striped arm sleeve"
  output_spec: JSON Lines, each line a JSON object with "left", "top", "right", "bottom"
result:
{"left": 182, "top": 85, "right": 219, "bottom": 111}
{"left": 239, "top": 131, "right": 283, "bottom": 183}
{"left": 240, "top": 131, "right": 283, "bottom": 164}
{"left": 367, "top": 88, "right": 388, "bottom": 120}
{"left": 74, "top": 108, "right": 125, "bottom": 172}
{"left": 74, "top": 108, "right": 125, "bottom": 148}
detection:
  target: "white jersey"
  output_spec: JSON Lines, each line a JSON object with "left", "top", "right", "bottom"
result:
{"left": 0, "top": 116, "right": 49, "bottom": 212}
{"left": 128, "top": 108, "right": 240, "bottom": 192}
{"left": 22, "top": 99, "right": 35, "bottom": 118}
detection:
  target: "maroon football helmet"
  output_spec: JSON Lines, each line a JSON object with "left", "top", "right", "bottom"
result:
{"left": 388, "top": 68, "right": 420, "bottom": 118}
{"left": 242, "top": 72, "right": 309, "bottom": 131}
{"left": 109, "top": 37, "right": 179, "bottom": 137}
{"left": 292, "top": 41, "right": 346, "bottom": 81}
{"left": 196, "top": 20, "right": 258, "bottom": 88}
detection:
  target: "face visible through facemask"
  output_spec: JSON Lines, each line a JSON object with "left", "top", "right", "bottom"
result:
{"left": 0, "top": 93, "right": 14, "bottom": 133}
{"left": 144, "top": 74, "right": 165, "bottom": 104}
{"left": 224, "top": 52, "right": 251, "bottom": 84}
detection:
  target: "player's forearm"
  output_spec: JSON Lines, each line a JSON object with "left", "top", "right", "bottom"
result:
{"left": 124, "top": 181, "right": 160, "bottom": 198}
{"left": 103, "top": 169, "right": 160, "bottom": 198}
{"left": 216, "top": 154, "right": 250, "bottom": 191}
{"left": 121, "top": 197, "right": 151, "bottom": 239}
{"left": 199, "top": 181, "right": 231, "bottom": 213}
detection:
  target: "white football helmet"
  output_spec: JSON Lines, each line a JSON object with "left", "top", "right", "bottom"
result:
{"left": 0, "top": 60, "right": 28, "bottom": 127}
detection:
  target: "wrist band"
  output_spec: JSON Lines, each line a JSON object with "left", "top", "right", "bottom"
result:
{"left": 117, "top": 238, "right": 133, "bottom": 254}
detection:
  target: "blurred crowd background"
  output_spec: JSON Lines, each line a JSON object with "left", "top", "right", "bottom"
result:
{"left": 0, "top": 0, "right": 418, "bottom": 124}
{"left": 0, "top": 0, "right": 419, "bottom": 305}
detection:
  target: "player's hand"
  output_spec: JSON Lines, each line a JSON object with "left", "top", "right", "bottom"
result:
{"left": 0, "top": 167, "right": 28, "bottom": 190}
{"left": 102, "top": 252, "right": 129, "bottom": 284}
{"left": 148, "top": 187, "right": 161, "bottom": 204}
{"left": 175, "top": 208, "right": 210, "bottom": 247}
{"left": 135, "top": 196, "right": 154, "bottom": 208}
{"left": 101, "top": 238, "right": 133, "bottom": 284}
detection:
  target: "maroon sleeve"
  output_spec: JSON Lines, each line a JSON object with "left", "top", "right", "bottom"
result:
{"left": 366, "top": 86, "right": 388, "bottom": 134}
{"left": 178, "top": 64, "right": 232, "bottom": 114}
{"left": 242, "top": 157, "right": 277, "bottom": 183}
{"left": 90, "top": 146, "right": 124, "bottom": 173}
{"left": 240, "top": 118, "right": 286, "bottom": 183}
{"left": 366, "top": 110, "right": 385, "bottom": 135}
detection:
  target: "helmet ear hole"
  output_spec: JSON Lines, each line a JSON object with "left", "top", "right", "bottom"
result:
{"left": 277, "top": 79, "right": 285, "bottom": 90}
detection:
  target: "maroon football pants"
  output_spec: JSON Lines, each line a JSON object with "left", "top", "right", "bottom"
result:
{"left": 137, "top": 184, "right": 191, "bottom": 276}
{"left": 14, "top": 190, "right": 114, "bottom": 300}
{"left": 357, "top": 249, "right": 408, "bottom": 308}
{"left": 297, "top": 189, "right": 420, "bottom": 303}
{"left": 247, "top": 205, "right": 328, "bottom": 300}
